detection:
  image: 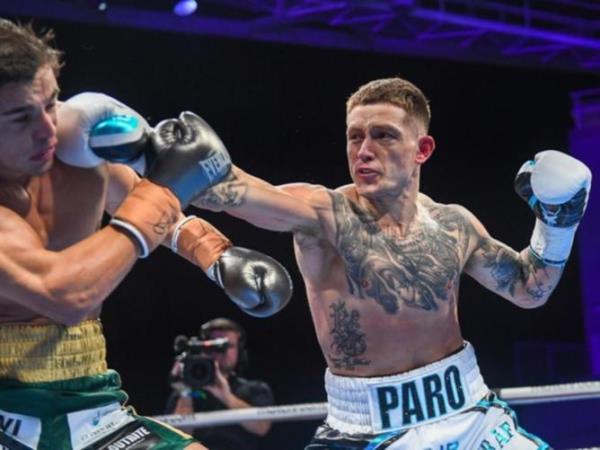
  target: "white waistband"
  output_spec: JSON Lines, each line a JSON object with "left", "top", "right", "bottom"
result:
{"left": 324, "top": 342, "right": 489, "bottom": 435}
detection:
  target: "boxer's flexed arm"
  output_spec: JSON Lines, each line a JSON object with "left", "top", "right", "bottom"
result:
{"left": 463, "top": 211, "right": 562, "bottom": 308}
{"left": 464, "top": 150, "right": 591, "bottom": 308}
{"left": 0, "top": 159, "right": 180, "bottom": 325}
{"left": 194, "top": 165, "right": 326, "bottom": 237}
{"left": 0, "top": 204, "right": 140, "bottom": 325}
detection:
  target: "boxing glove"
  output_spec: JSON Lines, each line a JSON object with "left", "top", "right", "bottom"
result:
{"left": 146, "top": 111, "right": 232, "bottom": 207}
{"left": 514, "top": 150, "right": 591, "bottom": 265}
{"left": 171, "top": 216, "right": 293, "bottom": 317}
{"left": 57, "top": 92, "right": 152, "bottom": 174}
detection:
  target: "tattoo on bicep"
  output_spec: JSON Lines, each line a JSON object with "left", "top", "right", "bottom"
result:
{"left": 328, "top": 299, "right": 370, "bottom": 370}
{"left": 330, "top": 192, "right": 469, "bottom": 313}
{"left": 195, "top": 181, "right": 247, "bottom": 208}
{"left": 480, "top": 240, "right": 552, "bottom": 300}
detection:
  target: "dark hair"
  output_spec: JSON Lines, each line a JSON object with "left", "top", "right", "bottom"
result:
{"left": 0, "top": 19, "right": 63, "bottom": 88}
{"left": 347, "top": 77, "right": 431, "bottom": 132}
{"left": 200, "top": 318, "right": 248, "bottom": 374}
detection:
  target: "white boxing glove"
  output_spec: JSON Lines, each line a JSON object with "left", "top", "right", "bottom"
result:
{"left": 57, "top": 92, "right": 150, "bottom": 174}
{"left": 515, "top": 149, "right": 592, "bottom": 265}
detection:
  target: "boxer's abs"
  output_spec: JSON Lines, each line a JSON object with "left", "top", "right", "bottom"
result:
{"left": 307, "top": 279, "right": 464, "bottom": 377}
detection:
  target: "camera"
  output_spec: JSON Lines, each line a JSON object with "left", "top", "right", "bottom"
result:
{"left": 172, "top": 335, "right": 229, "bottom": 389}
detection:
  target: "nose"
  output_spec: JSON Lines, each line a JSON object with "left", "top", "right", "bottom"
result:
{"left": 356, "top": 137, "right": 375, "bottom": 161}
{"left": 33, "top": 110, "right": 57, "bottom": 142}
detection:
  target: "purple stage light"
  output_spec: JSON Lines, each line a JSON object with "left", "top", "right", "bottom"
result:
{"left": 1, "top": 0, "right": 598, "bottom": 73}
{"left": 173, "top": 0, "right": 197, "bottom": 17}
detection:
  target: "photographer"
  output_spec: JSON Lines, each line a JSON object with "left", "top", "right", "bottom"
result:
{"left": 166, "top": 318, "right": 274, "bottom": 450}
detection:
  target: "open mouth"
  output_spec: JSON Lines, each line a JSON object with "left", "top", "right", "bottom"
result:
{"left": 357, "top": 168, "right": 377, "bottom": 175}
{"left": 355, "top": 166, "right": 380, "bottom": 180}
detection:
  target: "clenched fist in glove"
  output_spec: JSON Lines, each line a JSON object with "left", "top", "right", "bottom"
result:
{"left": 514, "top": 150, "right": 591, "bottom": 265}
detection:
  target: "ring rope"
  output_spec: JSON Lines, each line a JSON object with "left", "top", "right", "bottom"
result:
{"left": 153, "top": 381, "right": 600, "bottom": 428}
{"left": 494, "top": 381, "right": 600, "bottom": 405}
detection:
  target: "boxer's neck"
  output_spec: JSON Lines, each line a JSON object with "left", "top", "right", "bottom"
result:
{"left": 358, "top": 183, "right": 420, "bottom": 230}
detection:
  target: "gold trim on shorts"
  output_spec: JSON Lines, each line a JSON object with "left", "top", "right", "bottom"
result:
{"left": 0, "top": 320, "right": 107, "bottom": 383}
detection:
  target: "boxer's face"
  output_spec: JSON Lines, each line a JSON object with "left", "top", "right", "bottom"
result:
{"left": 346, "top": 103, "right": 434, "bottom": 200}
{"left": 210, "top": 329, "right": 240, "bottom": 375}
{"left": 0, "top": 65, "right": 59, "bottom": 181}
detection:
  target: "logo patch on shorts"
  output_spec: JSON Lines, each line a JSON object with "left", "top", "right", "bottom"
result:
{"left": 82, "top": 422, "right": 160, "bottom": 450}
{"left": 367, "top": 364, "right": 470, "bottom": 432}
{"left": 68, "top": 403, "right": 136, "bottom": 450}
{"left": 478, "top": 421, "right": 515, "bottom": 449}
{"left": 0, "top": 409, "right": 41, "bottom": 449}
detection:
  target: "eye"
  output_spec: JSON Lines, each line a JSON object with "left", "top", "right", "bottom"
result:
{"left": 373, "top": 130, "right": 395, "bottom": 140}
{"left": 12, "top": 114, "right": 30, "bottom": 124}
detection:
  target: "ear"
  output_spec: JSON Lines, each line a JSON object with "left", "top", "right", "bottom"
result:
{"left": 416, "top": 135, "right": 435, "bottom": 164}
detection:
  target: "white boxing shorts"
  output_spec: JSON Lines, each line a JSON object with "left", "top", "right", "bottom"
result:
{"left": 305, "top": 342, "right": 551, "bottom": 450}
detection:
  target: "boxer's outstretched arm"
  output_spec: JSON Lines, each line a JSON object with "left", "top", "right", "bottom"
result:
{"left": 0, "top": 206, "right": 139, "bottom": 325}
{"left": 106, "top": 163, "right": 293, "bottom": 318}
{"left": 463, "top": 208, "right": 562, "bottom": 309}
{"left": 193, "top": 166, "right": 326, "bottom": 237}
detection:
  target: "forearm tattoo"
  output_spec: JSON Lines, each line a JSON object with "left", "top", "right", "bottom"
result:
{"left": 194, "top": 172, "right": 247, "bottom": 208}
{"left": 480, "top": 240, "right": 555, "bottom": 301}
{"left": 328, "top": 299, "right": 370, "bottom": 370}
{"left": 330, "top": 192, "right": 471, "bottom": 313}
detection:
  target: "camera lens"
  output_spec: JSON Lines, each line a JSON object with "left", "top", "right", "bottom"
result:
{"left": 183, "top": 355, "right": 215, "bottom": 388}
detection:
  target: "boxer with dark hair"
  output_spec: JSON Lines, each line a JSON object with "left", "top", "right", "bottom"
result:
{"left": 187, "top": 77, "right": 591, "bottom": 449}
{"left": 0, "top": 19, "right": 291, "bottom": 450}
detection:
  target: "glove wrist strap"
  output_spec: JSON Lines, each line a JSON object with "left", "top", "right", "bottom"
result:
{"left": 206, "top": 258, "right": 225, "bottom": 288}
{"left": 530, "top": 219, "right": 578, "bottom": 266}
{"left": 172, "top": 216, "right": 232, "bottom": 276}
{"left": 111, "top": 179, "right": 181, "bottom": 258}
{"left": 110, "top": 219, "right": 150, "bottom": 258}
{"left": 170, "top": 215, "right": 198, "bottom": 253}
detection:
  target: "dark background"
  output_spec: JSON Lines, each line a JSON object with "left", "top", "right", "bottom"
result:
{"left": 6, "top": 15, "right": 600, "bottom": 448}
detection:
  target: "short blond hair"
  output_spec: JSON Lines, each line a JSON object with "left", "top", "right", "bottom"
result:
{"left": 347, "top": 77, "right": 431, "bottom": 132}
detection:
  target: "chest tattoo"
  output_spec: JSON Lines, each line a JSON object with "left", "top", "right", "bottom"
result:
{"left": 330, "top": 192, "right": 471, "bottom": 313}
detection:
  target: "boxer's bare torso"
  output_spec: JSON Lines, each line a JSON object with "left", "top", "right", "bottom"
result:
{"left": 0, "top": 161, "right": 108, "bottom": 324}
{"left": 296, "top": 188, "right": 469, "bottom": 376}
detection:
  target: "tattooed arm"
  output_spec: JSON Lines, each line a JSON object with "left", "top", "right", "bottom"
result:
{"left": 462, "top": 207, "right": 563, "bottom": 308}
{"left": 192, "top": 165, "right": 327, "bottom": 236}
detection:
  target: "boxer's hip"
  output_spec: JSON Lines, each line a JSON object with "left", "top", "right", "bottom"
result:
{"left": 0, "top": 319, "right": 108, "bottom": 384}
{"left": 324, "top": 341, "right": 489, "bottom": 435}
{"left": 0, "top": 319, "right": 124, "bottom": 417}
